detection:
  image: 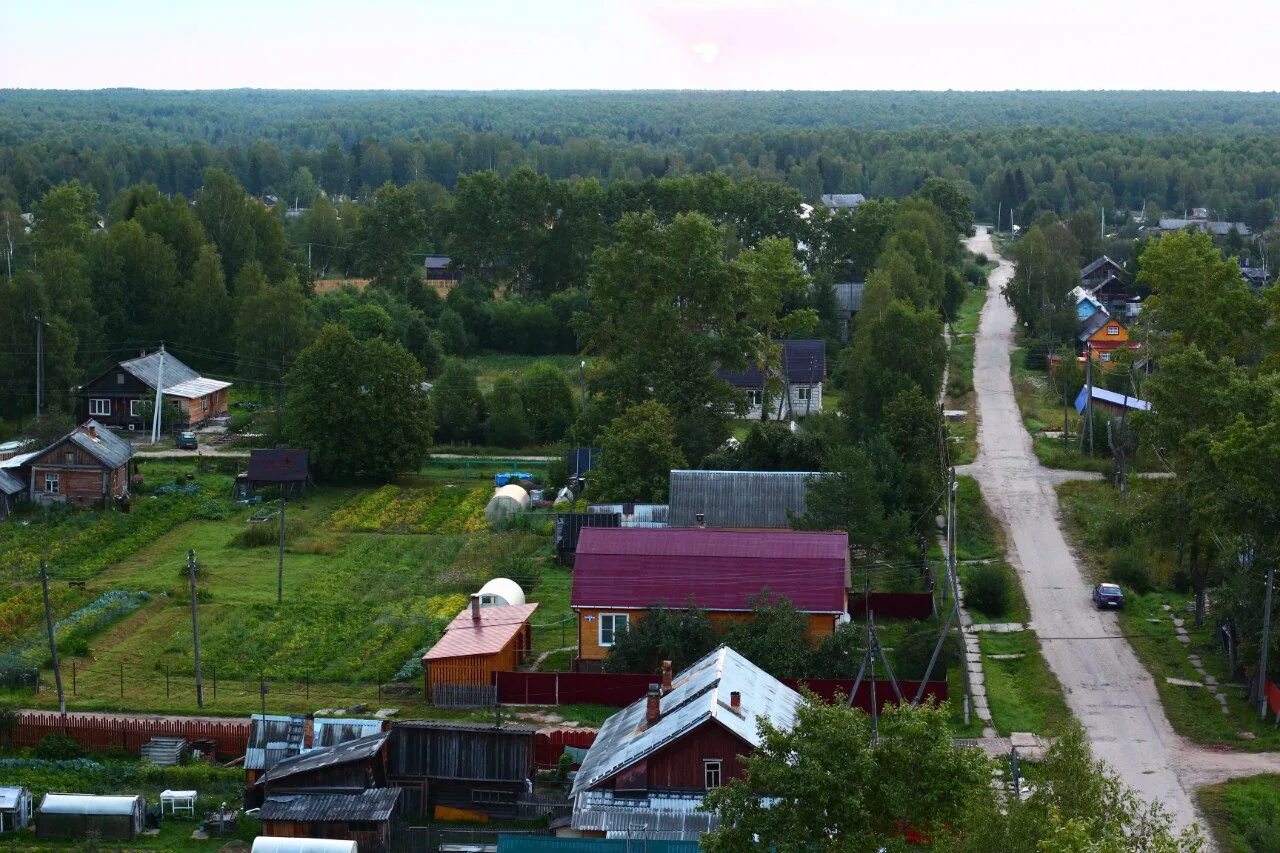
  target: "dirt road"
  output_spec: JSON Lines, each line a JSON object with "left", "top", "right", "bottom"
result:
{"left": 965, "top": 226, "right": 1210, "bottom": 831}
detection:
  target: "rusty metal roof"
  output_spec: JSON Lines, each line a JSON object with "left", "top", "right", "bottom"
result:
{"left": 423, "top": 603, "right": 539, "bottom": 661}
{"left": 260, "top": 788, "right": 400, "bottom": 823}
{"left": 262, "top": 732, "right": 390, "bottom": 785}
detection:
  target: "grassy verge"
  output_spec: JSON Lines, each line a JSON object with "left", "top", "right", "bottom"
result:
{"left": 945, "top": 284, "right": 987, "bottom": 465}
{"left": 979, "top": 630, "right": 1073, "bottom": 736}
{"left": 1197, "top": 774, "right": 1280, "bottom": 853}
{"left": 955, "top": 476, "right": 1004, "bottom": 561}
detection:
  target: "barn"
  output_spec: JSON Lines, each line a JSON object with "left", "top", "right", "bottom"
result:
{"left": 260, "top": 788, "right": 401, "bottom": 853}
{"left": 422, "top": 596, "right": 538, "bottom": 705}
{"left": 35, "top": 794, "right": 145, "bottom": 841}
{"left": 0, "top": 467, "right": 25, "bottom": 521}
{"left": 387, "top": 720, "right": 537, "bottom": 819}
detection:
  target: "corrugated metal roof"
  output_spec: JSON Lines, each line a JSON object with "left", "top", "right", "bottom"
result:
{"left": 572, "top": 527, "right": 846, "bottom": 613}
{"left": 251, "top": 839, "right": 358, "bottom": 853}
{"left": 64, "top": 421, "right": 135, "bottom": 469}
{"left": 587, "top": 504, "right": 669, "bottom": 527}
{"left": 832, "top": 282, "right": 865, "bottom": 313}
{"left": 263, "top": 732, "right": 389, "bottom": 784}
{"left": 38, "top": 794, "right": 143, "bottom": 816}
{"left": 820, "top": 193, "right": 865, "bottom": 209}
{"left": 392, "top": 719, "right": 538, "bottom": 734}
{"left": 1074, "top": 386, "right": 1152, "bottom": 414}
{"left": 310, "top": 718, "right": 386, "bottom": 751}
{"left": 1157, "top": 218, "right": 1251, "bottom": 236}
{"left": 163, "top": 377, "right": 232, "bottom": 399}
{"left": 1076, "top": 309, "right": 1113, "bottom": 342}
{"left": 718, "top": 339, "right": 825, "bottom": 388}
{"left": 667, "top": 469, "right": 826, "bottom": 529}
{"left": 260, "top": 788, "right": 400, "bottom": 823}
{"left": 571, "top": 790, "right": 716, "bottom": 841}
{"left": 247, "top": 449, "right": 309, "bottom": 483}
{"left": 571, "top": 646, "right": 802, "bottom": 797}
{"left": 120, "top": 351, "right": 201, "bottom": 391}
{"left": 0, "top": 787, "right": 28, "bottom": 810}
{"left": 423, "top": 603, "right": 538, "bottom": 661}
{"left": 0, "top": 468, "right": 23, "bottom": 495}
{"left": 246, "top": 714, "right": 306, "bottom": 771}
{"left": 423, "top": 256, "right": 452, "bottom": 271}
{"left": 1080, "top": 256, "right": 1121, "bottom": 278}
{"left": 0, "top": 450, "right": 37, "bottom": 469}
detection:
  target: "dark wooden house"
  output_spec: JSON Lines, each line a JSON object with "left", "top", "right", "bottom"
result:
{"left": 260, "top": 788, "right": 401, "bottom": 853}
{"left": 245, "top": 714, "right": 307, "bottom": 794}
{"left": 260, "top": 732, "right": 392, "bottom": 796}
{"left": 27, "top": 421, "right": 135, "bottom": 509}
{"left": 78, "top": 350, "right": 230, "bottom": 431}
{"left": 387, "top": 720, "right": 536, "bottom": 820}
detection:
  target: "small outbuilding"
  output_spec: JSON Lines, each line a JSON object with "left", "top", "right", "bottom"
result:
{"left": 423, "top": 596, "right": 538, "bottom": 705}
{"left": 243, "top": 448, "right": 310, "bottom": 498}
{"left": 484, "top": 484, "right": 530, "bottom": 527}
{"left": 477, "top": 577, "right": 526, "bottom": 607}
{"left": 36, "top": 793, "right": 145, "bottom": 841}
{"left": 261, "top": 732, "right": 392, "bottom": 795}
{"left": 252, "top": 839, "right": 357, "bottom": 853}
{"left": 387, "top": 720, "right": 537, "bottom": 819}
{"left": 0, "top": 787, "right": 32, "bottom": 833}
{"left": 260, "top": 788, "right": 401, "bottom": 853}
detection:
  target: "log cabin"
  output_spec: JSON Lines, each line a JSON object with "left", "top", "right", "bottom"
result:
{"left": 78, "top": 350, "right": 230, "bottom": 432}
{"left": 26, "top": 421, "right": 134, "bottom": 509}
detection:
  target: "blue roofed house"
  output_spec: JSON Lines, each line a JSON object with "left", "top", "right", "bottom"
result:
{"left": 566, "top": 646, "right": 802, "bottom": 841}
{"left": 717, "top": 340, "right": 825, "bottom": 421}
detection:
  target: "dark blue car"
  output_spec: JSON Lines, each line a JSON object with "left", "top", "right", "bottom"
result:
{"left": 1093, "top": 583, "right": 1125, "bottom": 609}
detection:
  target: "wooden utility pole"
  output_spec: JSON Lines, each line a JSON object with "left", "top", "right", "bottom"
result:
{"left": 39, "top": 561, "right": 65, "bottom": 715}
{"left": 277, "top": 497, "right": 286, "bottom": 605}
{"left": 188, "top": 549, "right": 204, "bottom": 708}
{"left": 34, "top": 316, "right": 44, "bottom": 418}
{"left": 1260, "top": 564, "right": 1275, "bottom": 719}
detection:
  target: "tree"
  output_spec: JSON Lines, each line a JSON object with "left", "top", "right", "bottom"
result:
{"left": 703, "top": 699, "right": 993, "bottom": 853}
{"left": 518, "top": 363, "right": 575, "bottom": 444}
{"left": 838, "top": 300, "right": 946, "bottom": 428}
{"left": 721, "top": 593, "right": 813, "bottom": 679}
{"left": 355, "top": 182, "right": 427, "bottom": 289}
{"left": 174, "top": 245, "right": 233, "bottom": 368}
{"left": 703, "top": 421, "right": 828, "bottom": 472}
{"left": 1005, "top": 225, "right": 1079, "bottom": 348}
{"left": 796, "top": 444, "right": 904, "bottom": 557}
{"left": 914, "top": 177, "right": 975, "bottom": 238}
{"left": 31, "top": 181, "right": 99, "bottom": 255}
{"left": 589, "top": 400, "right": 686, "bottom": 503}
{"left": 285, "top": 324, "right": 434, "bottom": 481}
{"left": 485, "top": 375, "right": 533, "bottom": 448}
{"left": 602, "top": 604, "right": 719, "bottom": 675}
{"left": 235, "top": 279, "right": 313, "bottom": 380}
{"left": 432, "top": 360, "right": 486, "bottom": 445}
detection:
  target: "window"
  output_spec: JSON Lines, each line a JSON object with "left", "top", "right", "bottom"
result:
{"left": 130, "top": 399, "right": 144, "bottom": 418}
{"left": 796, "top": 387, "right": 811, "bottom": 401}
{"left": 116, "top": 372, "right": 125, "bottom": 385}
{"left": 1107, "top": 326, "right": 1120, "bottom": 335}
{"left": 90, "top": 398, "right": 111, "bottom": 417}
{"left": 704, "top": 759, "right": 722, "bottom": 789}
{"left": 1100, "top": 352, "right": 1112, "bottom": 362}
{"left": 44, "top": 473, "right": 59, "bottom": 494}
{"left": 472, "top": 789, "right": 515, "bottom": 805}
{"left": 745, "top": 389, "right": 763, "bottom": 407}
{"left": 599, "top": 613, "right": 629, "bottom": 647}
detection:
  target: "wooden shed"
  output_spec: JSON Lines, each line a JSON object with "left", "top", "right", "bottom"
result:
{"left": 0, "top": 787, "right": 32, "bottom": 833}
{"left": 261, "top": 732, "right": 392, "bottom": 796}
{"left": 387, "top": 720, "right": 537, "bottom": 819}
{"left": 36, "top": 794, "right": 145, "bottom": 841}
{"left": 423, "top": 597, "right": 537, "bottom": 706}
{"left": 260, "top": 788, "right": 400, "bottom": 853}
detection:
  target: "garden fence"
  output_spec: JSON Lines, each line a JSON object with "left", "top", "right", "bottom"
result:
{"left": 11, "top": 710, "right": 250, "bottom": 758}
{"left": 847, "top": 591, "right": 936, "bottom": 620}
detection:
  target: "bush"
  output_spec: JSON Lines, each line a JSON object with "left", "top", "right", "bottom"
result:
{"left": 194, "top": 499, "right": 230, "bottom": 520}
{"left": 1108, "top": 547, "right": 1154, "bottom": 594}
{"left": 35, "top": 733, "right": 85, "bottom": 761}
{"left": 894, "top": 623, "right": 961, "bottom": 680}
{"left": 230, "top": 518, "right": 304, "bottom": 548}
{"left": 963, "top": 262, "right": 988, "bottom": 286}
{"left": 1099, "top": 513, "right": 1135, "bottom": 548}
{"left": 965, "top": 563, "right": 1012, "bottom": 618}
{"left": 974, "top": 253, "right": 989, "bottom": 266}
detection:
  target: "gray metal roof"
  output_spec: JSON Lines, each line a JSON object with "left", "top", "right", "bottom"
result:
{"left": 1080, "top": 256, "right": 1121, "bottom": 279}
{"left": 263, "top": 732, "right": 389, "bottom": 784}
{"left": 246, "top": 714, "right": 306, "bottom": 771}
{"left": 64, "top": 421, "right": 135, "bottom": 469}
{"left": 0, "top": 468, "right": 24, "bottom": 495}
{"left": 587, "top": 504, "right": 670, "bottom": 527}
{"left": 38, "top": 794, "right": 143, "bottom": 816}
{"left": 0, "top": 788, "right": 28, "bottom": 810}
{"left": 571, "top": 790, "right": 717, "bottom": 840}
{"left": 1077, "top": 309, "right": 1115, "bottom": 342}
{"left": 570, "top": 646, "right": 802, "bottom": 796}
{"left": 832, "top": 281, "right": 865, "bottom": 313}
{"left": 120, "top": 351, "right": 201, "bottom": 392}
{"left": 260, "top": 788, "right": 401, "bottom": 823}
{"left": 1157, "top": 218, "right": 1251, "bottom": 236}
{"left": 819, "top": 193, "right": 865, "bottom": 210}
{"left": 667, "top": 469, "right": 826, "bottom": 529}
{"left": 391, "top": 719, "right": 538, "bottom": 734}
{"left": 311, "top": 718, "right": 384, "bottom": 750}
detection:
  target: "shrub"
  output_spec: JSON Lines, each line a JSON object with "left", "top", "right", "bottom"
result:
{"left": 1099, "top": 513, "right": 1135, "bottom": 549}
{"left": 35, "top": 733, "right": 85, "bottom": 761}
{"left": 1108, "top": 547, "right": 1154, "bottom": 594}
{"left": 894, "top": 623, "right": 961, "bottom": 680}
{"left": 194, "top": 500, "right": 230, "bottom": 520}
{"left": 965, "top": 563, "right": 1012, "bottom": 618}
{"left": 230, "top": 518, "right": 304, "bottom": 548}
{"left": 974, "top": 253, "right": 989, "bottom": 266}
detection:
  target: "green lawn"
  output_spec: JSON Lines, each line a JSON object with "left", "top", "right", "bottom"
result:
{"left": 955, "top": 476, "right": 1004, "bottom": 561}
{"left": 945, "top": 284, "right": 987, "bottom": 465}
{"left": 1198, "top": 774, "right": 1280, "bottom": 853}
{"left": 978, "top": 630, "right": 1073, "bottom": 737}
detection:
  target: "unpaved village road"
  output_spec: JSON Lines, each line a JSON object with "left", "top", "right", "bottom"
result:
{"left": 963, "top": 226, "right": 1280, "bottom": 834}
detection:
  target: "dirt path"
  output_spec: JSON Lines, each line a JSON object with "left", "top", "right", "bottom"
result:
{"left": 964, "top": 226, "right": 1280, "bottom": 835}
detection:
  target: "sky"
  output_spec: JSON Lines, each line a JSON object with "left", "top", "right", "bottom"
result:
{"left": 4, "top": 0, "right": 1279, "bottom": 91}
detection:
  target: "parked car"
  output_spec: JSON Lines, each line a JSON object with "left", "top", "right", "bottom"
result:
{"left": 1093, "top": 582, "right": 1125, "bottom": 609}
{"left": 176, "top": 431, "right": 199, "bottom": 450}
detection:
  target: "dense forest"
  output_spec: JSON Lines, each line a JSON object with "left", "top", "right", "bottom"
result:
{"left": 4, "top": 91, "right": 1280, "bottom": 224}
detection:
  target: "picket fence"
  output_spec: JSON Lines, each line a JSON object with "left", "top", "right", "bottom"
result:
{"left": 13, "top": 711, "right": 251, "bottom": 759}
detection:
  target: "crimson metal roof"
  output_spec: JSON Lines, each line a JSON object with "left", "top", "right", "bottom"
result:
{"left": 247, "top": 449, "right": 309, "bottom": 482}
{"left": 423, "top": 603, "right": 539, "bottom": 661}
{"left": 571, "top": 528, "right": 847, "bottom": 613}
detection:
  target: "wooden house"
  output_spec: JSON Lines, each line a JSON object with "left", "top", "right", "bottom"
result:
{"left": 831, "top": 281, "right": 865, "bottom": 343}
{"left": 387, "top": 720, "right": 537, "bottom": 819}
{"left": 422, "top": 597, "right": 537, "bottom": 705}
{"left": 568, "top": 646, "right": 802, "bottom": 840}
{"left": 570, "top": 528, "right": 848, "bottom": 670}
{"left": 1078, "top": 310, "right": 1140, "bottom": 363}
{"left": 78, "top": 350, "right": 230, "bottom": 431}
{"left": 26, "top": 421, "right": 134, "bottom": 509}
{"left": 260, "top": 789, "right": 401, "bottom": 853}
{"left": 716, "top": 339, "right": 825, "bottom": 420}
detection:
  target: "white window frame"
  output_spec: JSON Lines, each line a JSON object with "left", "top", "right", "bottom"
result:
{"left": 598, "top": 612, "right": 629, "bottom": 648}
{"left": 130, "top": 399, "right": 144, "bottom": 418}
{"left": 1107, "top": 326, "right": 1120, "bottom": 336}
{"left": 90, "top": 398, "right": 111, "bottom": 417}
{"left": 1100, "top": 352, "right": 1112, "bottom": 362}
{"left": 704, "top": 759, "right": 722, "bottom": 789}
{"left": 44, "top": 473, "right": 59, "bottom": 494}
{"left": 796, "top": 386, "right": 811, "bottom": 401}
{"left": 745, "top": 389, "right": 763, "bottom": 407}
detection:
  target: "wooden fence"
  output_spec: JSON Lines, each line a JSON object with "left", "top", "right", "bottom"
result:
{"left": 847, "top": 592, "right": 936, "bottom": 620}
{"left": 534, "top": 728, "right": 598, "bottom": 769}
{"left": 13, "top": 711, "right": 251, "bottom": 759}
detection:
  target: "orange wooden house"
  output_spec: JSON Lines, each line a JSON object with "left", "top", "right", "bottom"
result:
{"left": 1078, "top": 310, "right": 1140, "bottom": 362}
{"left": 422, "top": 597, "right": 537, "bottom": 703}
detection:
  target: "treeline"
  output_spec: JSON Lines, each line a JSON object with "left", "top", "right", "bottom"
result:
{"left": 5, "top": 91, "right": 1280, "bottom": 222}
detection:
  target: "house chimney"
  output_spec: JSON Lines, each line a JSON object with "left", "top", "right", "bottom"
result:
{"left": 646, "top": 684, "right": 662, "bottom": 724}
{"left": 470, "top": 593, "right": 482, "bottom": 621}
{"left": 660, "top": 660, "right": 673, "bottom": 694}
{"left": 730, "top": 691, "right": 741, "bottom": 711}
{"left": 88, "top": 424, "right": 97, "bottom": 440}
{"left": 695, "top": 512, "right": 706, "bottom": 529}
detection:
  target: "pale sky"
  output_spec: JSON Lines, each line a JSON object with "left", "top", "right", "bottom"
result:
{"left": 3, "top": 0, "right": 1278, "bottom": 91}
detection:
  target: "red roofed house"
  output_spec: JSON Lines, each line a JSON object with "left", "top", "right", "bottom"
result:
{"left": 570, "top": 528, "right": 849, "bottom": 671}
{"left": 422, "top": 596, "right": 538, "bottom": 703}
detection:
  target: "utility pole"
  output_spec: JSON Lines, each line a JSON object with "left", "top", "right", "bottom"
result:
{"left": 39, "top": 561, "right": 66, "bottom": 715}
{"left": 578, "top": 360, "right": 587, "bottom": 414}
{"left": 996, "top": 201, "right": 1002, "bottom": 235}
{"left": 1260, "top": 564, "right": 1275, "bottom": 719}
{"left": 277, "top": 497, "right": 286, "bottom": 605}
{"left": 188, "top": 550, "right": 204, "bottom": 708}
{"left": 4, "top": 216, "right": 13, "bottom": 278}
{"left": 34, "top": 316, "right": 44, "bottom": 419}
{"left": 150, "top": 344, "right": 166, "bottom": 444}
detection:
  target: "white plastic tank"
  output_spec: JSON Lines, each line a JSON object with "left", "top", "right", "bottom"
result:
{"left": 251, "top": 838, "right": 358, "bottom": 853}
{"left": 477, "top": 577, "right": 526, "bottom": 607}
{"left": 484, "top": 484, "right": 531, "bottom": 526}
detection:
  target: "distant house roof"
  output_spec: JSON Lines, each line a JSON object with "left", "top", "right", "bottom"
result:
{"left": 832, "top": 282, "right": 865, "bottom": 313}
{"left": 391, "top": 718, "right": 538, "bottom": 734}
{"left": 162, "top": 377, "right": 232, "bottom": 399}
{"left": 571, "top": 527, "right": 848, "bottom": 614}
{"left": 0, "top": 450, "right": 37, "bottom": 471}
{"left": 718, "top": 339, "right": 826, "bottom": 388}
{"left": 112, "top": 351, "right": 231, "bottom": 398}
{"left": 571, "top": 646, "right": 803, "bottom": 795}
{"left": 667, "top": 469, "right": 825, "bottom": 529}
{"left": 1239, "top": 258, "right": 1272, "bottom": 287}
{"left": 1075, "top": 386, "right": 1152, "bottom": 414}
{"left": 262, "top": 731, "right": 390, "bottom": 785}
{"left": 247, "top": 449, "right": 309, "bottom": 483}
{"left": 1157, "top": 219, "right": 1251, "bottom": 237}
{"left": 1070, "top": 286, "right": 1106, "bottom": 313}
{"left": 48, "top": 421, "right": 136, "bottom": 470}
{"left": 422, "top": 603, "right": 538, "bottom": 661}
{"left": 499, "top": 837, "right": 700, "bottom": 853}
{"left": 246, "top": 714, "right": 306, "bottom": 771}
{"left": 570, "top": 791, "right": 718, "bottom": 842}
{"left": 1081, "top": 256, "right": 1122, "bottom": 279}
{"left": 260, "top": 788, "right": 401, "bottom": 823}
{"left": 1077, "top": 309, "right": 1116, "bottom": 342}
{"left": 310, "top": 717, "right": 385, "bottom": 751}
{"left": 0, "top": 469, "right": 23, "bottom": 495}
{"left": 820, "top": 193, "right": 865, "bottom": 210}
{"left": 423, "top": 255, "right": 452, "bottom": 271}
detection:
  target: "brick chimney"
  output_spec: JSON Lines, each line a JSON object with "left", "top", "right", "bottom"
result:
{"left": 730, "top": 691, "right": 741, "bottom": 711}
{"left": 470, "top": 593, "right": 482, "bottom": 621}
{"left": 695, "top": 512, "right": 706, "bottom": 529}
{"left": 88, "top": 424, "right": 97, "bottom": 440}
{"left": 660, "top": 660, "right": 673, "bottom": 694}
{"left": 645, "top": 684, "right": 662, "bottom": 724}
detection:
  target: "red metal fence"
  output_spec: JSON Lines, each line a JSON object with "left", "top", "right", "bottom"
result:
{"left": 847, "top": 592, "right": 935, "bottom": 621}
{"left": 534, "top": 728, "right": 598, "bottom": 769}
{"left": 1267, "top": 681, "right": 1280, "bottom": 718}
{"left": 13, "top": 712, "right": 251, "bottom": 759}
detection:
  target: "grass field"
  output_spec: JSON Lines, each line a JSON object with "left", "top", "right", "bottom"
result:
{"left": 1198, "top": 773, "right": 1280, "bottom": 853}
{"left": 945, "top": 284, "right": 987, "bottom": 465}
